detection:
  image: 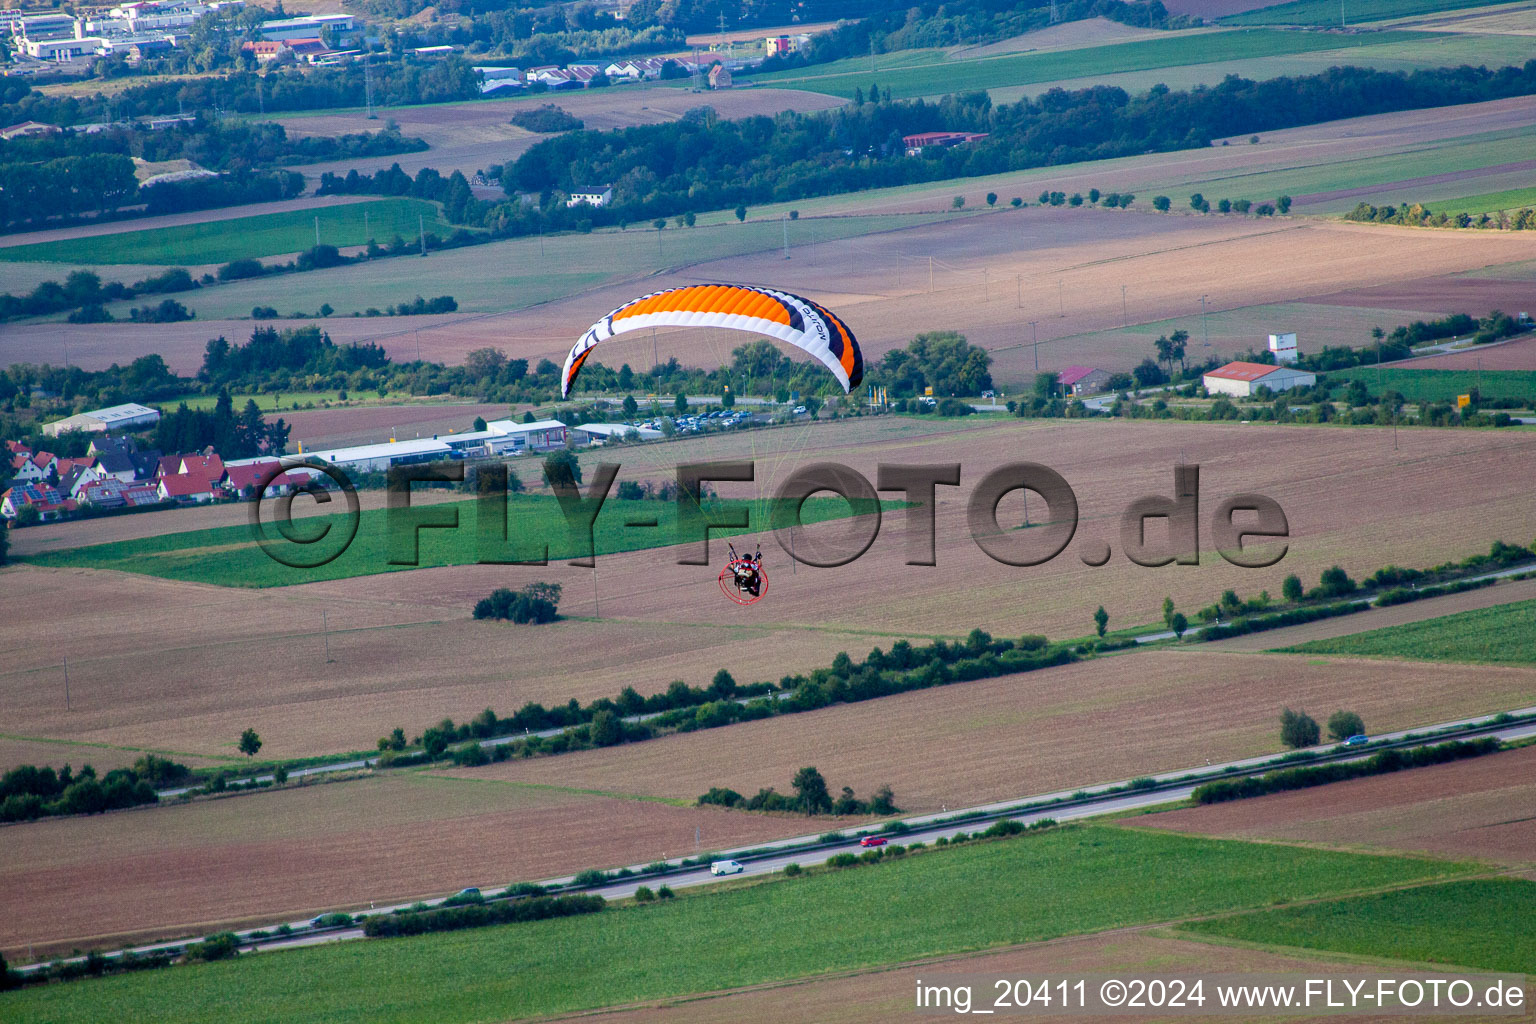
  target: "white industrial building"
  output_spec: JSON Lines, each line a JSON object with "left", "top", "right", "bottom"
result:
{"left": 572, "top": 422, "right": 662, "bottom": 445}
{"left": 43, "top": 402, "right": 162, "bottom": 436}
{"left": 260, "top": 14, "right": 352, "bottom": 40}
{"left": 1203, "top": 362, "right": 1317, "bottom": 397}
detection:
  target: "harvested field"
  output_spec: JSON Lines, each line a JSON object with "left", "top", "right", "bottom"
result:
{"left": 1203, "top": 577, "right": 1536, "bottom": 651}
{"left": 589, "top": 930, "right": 1502, "bottom": 1024}
{"left": 1393, "top": 331, "right": 1536, "bottom": 370}
{"left": 948, "top": 18, "right": 1184, "bottom": 57}
{"left": 274, "top": 87, "right": 846, "bottom": 180}
{"left": 39, "top": 211, "right": 1536, "bottom": 383}
{"left": 14, "top": 415, "right": 1536, "bottom": 761}
{"left": 0, "top": 195, "right": 371, "bottom": 252}
{"left": 0, "top": 564, "right": 925, "bottom": 765}
{"left": 279, "top": 401, "right": 508, "bottom": 449}
{"left": 0, "top": 772, "right": 847, "bottom": 956}
{"left": 1308, "top": 275, "right": 1536, "bottom": 318}
{"left": 442, "top": 648, "right": 1536, "bottom": 812}
{"left": 1139, "top": 743, "right": 1536, "bottom": 867}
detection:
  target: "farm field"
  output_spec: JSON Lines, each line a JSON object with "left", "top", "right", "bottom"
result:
{"left": 1435, "top": 184, "right": 1536, "bottom": 214}
{"left": 1278, "top": 597, "right": 1536, "bottom": 664}
{"left": 9, "top": 415, "right": 1536, "bottom": 763}
{"left": 748, "top": 28, "right": 1441, "bottom": 100}
{"left": 1140, "top": 741, "right": 1536, "bottom": 865}
{"left": 273, "top": 87, "right": 848, "bottom": 181}
{"left": 19, "top": 493, "right": 889, "bottom": 588}
{"left": 279, "top": 401, "right": 512, "bottom": 449}
{"left": 1395, "top": 331, "right": 1536, "bottom": 368}
{"left": 19, "top": 96, "right": 1536, "bottom": 377}
{"left": 0, "top": 561, "right": 932, "bottom": 764}
{"left": 0, "top": 199, "right": 453, "bottom": 267}
{"left": 0, "top": 771, "right": 848, "bottom": 956}
{"left": 588, "top": 930, "right": 1485, "bottom": 1024}
{"left": 0, "top": 826, "right": 1469, "bottom": 1022}
{"left": 82, "top": 211, "right": 950, "bottom": 323}
{"left": 1203, "top": 576, "right": 1536, "bottom": 650}
{"left": 1183, "top": 878, "right": 1536, "bottom": 974}
{"left": 1325, "top": 366, "right": 1536, "bottom": 402}
{"left": 443, "top": 648, "right": 1536, "bottom": 812}
{"left": 1225, "top": 0, "right": 1508, "bottom": 25}
{"left": 1391, "top": 1, "right": 1536, "bottom": 34}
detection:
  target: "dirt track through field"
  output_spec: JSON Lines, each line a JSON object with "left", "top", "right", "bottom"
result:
{"left": 1140, "top": 743, "right": 1536, "bottom": 867}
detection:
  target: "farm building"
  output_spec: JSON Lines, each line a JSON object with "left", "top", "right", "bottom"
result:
{"left": 1203, "top": 362, "right": 1316, "bottom": 397}
{"left": 42, "top": 402, "right": 161, "bottom": 437}
{"left": 708, "top": 64, "right": 732, "bottom": 89}
{"left": 299, "top": 438, "right": 455, "bottom": 474}
{"left": 1057, "top": 366, "right": 1112, "bottom": 397}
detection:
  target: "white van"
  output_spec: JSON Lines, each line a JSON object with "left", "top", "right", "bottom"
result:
{"left": 709, "top": 859, "right": 745, "bottom": 876}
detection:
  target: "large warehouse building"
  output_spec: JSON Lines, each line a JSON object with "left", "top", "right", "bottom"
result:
{"left": 43, "top": 403, "right": 162, "bottom": 437}
{"left": 1202, "top": 362, "right": 1317, "bottom": 397}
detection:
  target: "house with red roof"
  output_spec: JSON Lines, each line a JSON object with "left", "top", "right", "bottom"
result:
{"left": 157, "top": 473, "right": 216, "bottom": 504}
{"left": 1057, "top": 366, "right": 1112, "bottom": 397}
{"left": 2, "top": 483, "right": 77, "bottom": 521}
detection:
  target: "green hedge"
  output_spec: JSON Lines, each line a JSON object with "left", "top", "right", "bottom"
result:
{"left": 1196, "top": 600, "right": 1370, "bottom": 642}
{"left": 362, "top": 895, "right": 605, "bottom": 938}
{"left": 1192, "top": 738, "right": 1501, "bottom": 804}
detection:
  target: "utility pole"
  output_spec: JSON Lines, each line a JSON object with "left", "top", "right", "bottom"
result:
{"left": 1057, "top": 279, "right": 1064, "bottom": 316}
{"left": 782, "top": 214, "right": 789, "bottom": 259}
{"left": 592, "top": 563, "right": 600, "bottom": 617}
{"left": 1029, "top": 320, "right": 1040, "bottom": 370}
{"left": 652, "top": 326, "right": 658, "bottom": 370}
{"left": 929, "top": 255, "right": 934, "bottom": 292}
{"left": 322, "top": 608, "right": 332, "bottom": 662}
{"left": 1121, "top": 284, "right": 1128, "bottom": 326}
{"left": 365, "top": 61, "right": 376, "bottom": 119}
{"left": 63, "top": 656, "right": 70, "bottom": 711}
{"left": 870, "top": 36, "right": 875, "bottom": 74}
{"left": 364, "top": 210, "right": 370, "bottom": 243}
{"left": 419, "top": 214, "right": 427, "bottom": 257}
{"left": 1016, "top": 273, "right": 1022, "bottom": 308}
{"left": 314, "top": 215, "right": 320, "bottom": 248}
{"left": 1200, "top": 294, "right": 1210, "bottom": 347}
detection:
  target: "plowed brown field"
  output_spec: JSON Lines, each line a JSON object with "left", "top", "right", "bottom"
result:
{"left": 0, "top": 772, "right": 862, "bottom": 956}
{"left": 12, "top": 415, "right": 1536, "bottom": 764}
{"left": 442, "top": 649, "right": 1536, "bottom": 812}
{"left": 1139, "top": 743, "right": 1536, "bottom": 867}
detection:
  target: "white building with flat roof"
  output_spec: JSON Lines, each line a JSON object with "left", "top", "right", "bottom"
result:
{"left": 43, "top": 402, "right": 162, "bottom": 436}
{"left": 260, "top": 14, "right": 351, "bottom": 39}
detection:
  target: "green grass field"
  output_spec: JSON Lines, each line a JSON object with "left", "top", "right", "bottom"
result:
{"left": 0, "top": 199, "right": 455, "bottom": 267}
{"left": 1279, "top": 597, "right": 1536, "bottom": 664}
{"left": 1327, "top": 367, "right": 1536, "bottom": 403}
{"left": 1185, "top": 878, "right": 1536, "bottom": 972}
{"left": 749, "top": 29, "right": 1436, "bottom": 100}
{"left": 22, "top": 493, "right": 892, "bottom": 587}
{"left": 0, "top": 826, "right": 1470, "bottom": 1024}
{"left": 160, "top": 390, "right": 410, "bottom": 412}
{"left": 1225, "top": 0, "right": 1501, "bottom": 26}
{"left": 1434, "top": 185, "right": 1536, "bottom": 215}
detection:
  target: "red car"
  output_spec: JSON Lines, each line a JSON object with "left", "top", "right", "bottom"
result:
{"left": 859, "top": 836, "right": 888, "bottom": 848}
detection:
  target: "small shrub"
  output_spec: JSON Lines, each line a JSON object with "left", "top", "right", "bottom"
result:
{"left": 633, "top": 885, "right": 656, "bottom": 902}
{"left": 783, "top": 862, "right": 802, "bottom": 876}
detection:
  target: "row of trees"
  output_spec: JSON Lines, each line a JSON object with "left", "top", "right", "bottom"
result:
{"left": 0, "top": 756, "right": 185, "bottom": 822}
{"left": 1194, "top": 738, "right": 1502, "bottom": 804}
{"left": 699, "top": 767, "right": 898, "bottom": 816}
{"left": 472, "top": 582, "right": 562, "bottom": 623}
{"left": 1346, "top": 200, "right": 1536, "bottom": 231}
{"left": 153, "top": 390, "right": 291, "bottom": 459}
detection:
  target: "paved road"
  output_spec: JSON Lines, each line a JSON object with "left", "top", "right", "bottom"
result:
{"left": 32, "top": 707, "right": 1535, "bottom": 973}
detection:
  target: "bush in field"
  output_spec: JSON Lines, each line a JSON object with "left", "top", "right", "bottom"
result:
{"left": 1280, "top": 708, "right": 1320, "bottom": 749}
{"left": 1327, "top": 711, "right": 1365, "bottom": 742}
{"left": 473, "top": 582, "right": 561, "bottom": 623}
{"left": 186, "top": 932, "right": 239, "bottom": 961}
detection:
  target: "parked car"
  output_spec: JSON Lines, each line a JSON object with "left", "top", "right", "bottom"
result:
{"left": 792, "top": 405, "right": 807, "bottom": 414}
{"left": 709, "top": 859, "right": 745, "bottom": 876}
{"left": 859, "top": 836, "right": 888, "bottom": 848}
